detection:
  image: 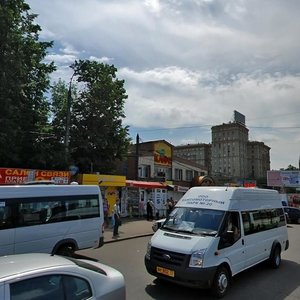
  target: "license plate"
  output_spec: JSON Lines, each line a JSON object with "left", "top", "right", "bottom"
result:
{"left": 156, "top": 266, "right": 175, "bottom": 277}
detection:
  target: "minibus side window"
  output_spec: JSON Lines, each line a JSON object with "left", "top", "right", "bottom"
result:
{"left": 218, "top": 212, "right": 241, "bottom": 249}
{"left": 0, "top": 205, "right": 13, "bottom": 229}
{"left": 242, "top": 208, "right": 286, "bottom": 236}
{"left": 241, "top": 212, "right": 251, "bottom": 235}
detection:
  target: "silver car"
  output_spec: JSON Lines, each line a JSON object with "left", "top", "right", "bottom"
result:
{"left": 0, "top": 253, "right": 125, "bottom": 300}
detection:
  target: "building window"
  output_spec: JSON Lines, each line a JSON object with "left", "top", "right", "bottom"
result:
{"left": 138, "top": 165, "right": 150, "bottom": 178}
{"left": 186, "top": 170, "right": 193, "bottom": 181}
{"left": 175, "top": 169, "right": 183, "bottom": 180}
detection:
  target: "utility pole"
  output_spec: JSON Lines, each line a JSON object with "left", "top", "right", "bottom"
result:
{"left": 135, "top": 134, "right": 139, "bottom": 180}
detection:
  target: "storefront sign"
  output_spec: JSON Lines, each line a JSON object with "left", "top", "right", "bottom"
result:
{"left": 154, "top": 142, "right": 172, "bottom": 166}
{"left": 81, "top": 174, "right": 126, "bottom": 187}
{"left": 0, "top": 168, "right": 70, "bottom": 185}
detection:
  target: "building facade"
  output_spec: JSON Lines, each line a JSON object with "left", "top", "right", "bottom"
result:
{"left": 247, "top": 141, "right": 271, "bottom": 179}
{"left": 211, "top": 122, "right": 249, "bottom": 179}
{"left": 122, "top": 140, "right": 208, "bottom": 216}
{"left": 125, "top": 140, "right": 207, "bottom": 184}
{"left": 173, "top": 143, "right": 212, "bottom": 174}
{"left": 173, "top": 121, "right": 270, "bottom": 182}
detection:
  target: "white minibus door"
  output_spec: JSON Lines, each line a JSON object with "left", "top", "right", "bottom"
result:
{"left": 0, "top": 204, "right": 15, "bottom": 255}
{"left": 217, "top": 212, "right": 246, "bottom": 275}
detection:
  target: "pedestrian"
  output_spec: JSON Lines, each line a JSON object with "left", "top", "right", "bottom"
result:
{"left": 166, "top": 199, "right": 174, "bottom": 216}
{"left": 146, "top": 199, "right": 154, "bottom": 221}
{"left": 103, "top": 198, "right": 110, "bottom": 228}
{"left": 113, "top": 199, "right": 121, "bottom": 238}
{"left": 138, "top": 200, "right": 145, "bottom": 218}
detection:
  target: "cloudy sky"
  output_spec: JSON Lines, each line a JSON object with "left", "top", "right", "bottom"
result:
{"left": 27, "top": 0, "right": 300, "bottom": 170}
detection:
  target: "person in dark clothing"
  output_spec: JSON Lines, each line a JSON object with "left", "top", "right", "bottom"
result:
{"left": 146, "top": 199, "right": 154, "bottom": 221}
{"left": 166, "top": 199, "right": 174, "bottom": 216}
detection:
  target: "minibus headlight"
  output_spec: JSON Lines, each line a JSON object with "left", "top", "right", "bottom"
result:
{"left": 146, "top": 241, "right": 152, "bottom": 259}
{"left": 189, "top": 249, "right": 206, "bottom": 268}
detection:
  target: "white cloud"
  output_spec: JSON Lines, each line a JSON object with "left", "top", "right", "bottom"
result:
{"left": 89, "top": 56, "right": 114, "bottom": 63}
{"left": 46, "top": 54, "right": 76, "bottom": 65}
{"left": 27, "top": 0, "right": 300, "bottom": 170}
{"left": 144, "top": 0, "right": 161, "bottom": 15}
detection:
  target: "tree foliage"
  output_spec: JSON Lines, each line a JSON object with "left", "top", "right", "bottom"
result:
{"left": 68, "top": 60, "right": 131, "bottom": 173}
{"left": 286, "top": 164, "right": 297, "bottom": 170}
{"left": 0, "top": 1, "right": 130, "bottom": 173}
{"left": 0, "top": 0, "right": 55, "bottom": 168}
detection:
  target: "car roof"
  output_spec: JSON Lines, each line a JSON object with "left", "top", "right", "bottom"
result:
{"left": 0, "top": 253, "right": 74, "bottom": 281}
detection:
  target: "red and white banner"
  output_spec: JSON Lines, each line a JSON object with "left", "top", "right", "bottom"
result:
{"left": 0, "top": 168, "right": 70, "bottom": 185}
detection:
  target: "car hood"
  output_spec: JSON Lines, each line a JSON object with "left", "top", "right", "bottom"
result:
{"left": 150, "top": 228, "right": 215, "bottom": 254}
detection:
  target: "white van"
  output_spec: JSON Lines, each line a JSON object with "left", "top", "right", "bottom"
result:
{"left": 0, "top": 185, "right": 104, "bottom": 256}
{"left": 145, "top": 186, "right": 289, "bottom": 298}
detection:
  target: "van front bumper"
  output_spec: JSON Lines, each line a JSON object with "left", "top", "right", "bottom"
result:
{"left": 144, "top": 256, "right": 217, "bottom": 288}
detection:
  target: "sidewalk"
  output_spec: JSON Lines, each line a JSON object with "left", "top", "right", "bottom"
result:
{"left": 103, "top": 217, "right": 155, "bottom": 243}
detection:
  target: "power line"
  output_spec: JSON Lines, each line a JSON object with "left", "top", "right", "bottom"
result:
{"left": 135, "top": 123, "right": 300, "bottom": 133}
{"left": 248, "top": 111, "right": 300, "bottom": 121}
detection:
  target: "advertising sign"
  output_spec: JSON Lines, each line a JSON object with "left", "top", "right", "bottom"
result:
{"left": 234, "top": 110, "right": 246, "bottom": 125}
{"left": 0, "top": 168, "right": 70, "bottom": 185}
{"left": 154, "top": 142, "right": 172, "bottom": 166}
{"left": 267, "top": 170, "right": 300, "bottom": 187}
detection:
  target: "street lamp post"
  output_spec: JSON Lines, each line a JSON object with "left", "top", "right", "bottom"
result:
{"left": 64, "top": 73, "right": 75, "bottom": 164}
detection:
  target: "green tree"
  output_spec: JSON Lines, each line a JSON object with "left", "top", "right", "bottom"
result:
{"left": 286, "top": 165, "right": 297, "bottom": 170}
{"left": 68, "top": 60, "right": 130, "bottom": 173}
{"left": 0, "top": 0, "right": 55, "bottom": 168}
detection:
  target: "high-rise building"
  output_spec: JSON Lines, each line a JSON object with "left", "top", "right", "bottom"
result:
{"left": 211, "top": 122, "right": 249, "bottom": 179}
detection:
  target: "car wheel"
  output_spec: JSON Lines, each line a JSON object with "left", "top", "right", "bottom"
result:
{"left": 297, "top": 218, "right": 300, "bottom": 224}
{"left": 211, "top": 266, "right": 230, "bottom": 298}
{"left": 269, "top": 246, "right": 281, "bottom": 269}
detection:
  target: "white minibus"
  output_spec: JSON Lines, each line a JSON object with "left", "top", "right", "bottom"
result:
{"left": 0, "top": 185, "right": 104, "bottom": 256}
{"left": 145, "top": 186, "right": 289, "bottom": 298}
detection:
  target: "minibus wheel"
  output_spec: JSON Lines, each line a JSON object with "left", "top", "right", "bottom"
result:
{"left": 211, "top": 266, "right": 230, "bottom": 298}
{"left": 269, "top": 246, "right": 281, "bottom": 269}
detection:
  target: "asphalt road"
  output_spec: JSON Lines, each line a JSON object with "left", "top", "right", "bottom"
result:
{"left": 78, "top": 224, "right": 300, "bottom": 300}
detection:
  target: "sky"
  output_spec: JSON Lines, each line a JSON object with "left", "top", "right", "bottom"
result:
{"left": 27, "top": 0, "right": 300, "bottom": 171}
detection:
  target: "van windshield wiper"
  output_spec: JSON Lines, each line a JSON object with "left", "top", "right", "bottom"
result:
{"left": 196, "top": 230, "right": 217, "bottom": 236}
{"left": 161, "top": 225, "right": 177, "bottom": 232}
{"left": 175, "top": 229, "right": 196, "bottom": 235}
{"left": 162, "top": 226, "right": 195, "bottom": 234}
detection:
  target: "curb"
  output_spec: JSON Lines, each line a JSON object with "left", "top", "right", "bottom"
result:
{"left": 104, "top": 233, "right": 153, "bottom": 244}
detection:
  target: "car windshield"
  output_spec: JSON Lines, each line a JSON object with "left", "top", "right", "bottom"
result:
{"left": 161, "top": 207, "right": 225, "bottom": 236}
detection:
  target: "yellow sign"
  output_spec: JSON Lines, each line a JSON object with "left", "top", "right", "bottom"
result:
{"left": 154, "top": 142, "right": 172, "bottom": 166}
{"left": 81, "top": 174, "right": 126, "bottom": 187}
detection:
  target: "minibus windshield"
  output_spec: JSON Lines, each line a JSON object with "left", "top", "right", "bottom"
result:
{"left": 161, "top": 207, "right": 225, "bottom": 236}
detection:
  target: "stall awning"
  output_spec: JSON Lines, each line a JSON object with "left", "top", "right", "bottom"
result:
{"left": 126, "top": 180, "right": 167, "bottom": 189}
